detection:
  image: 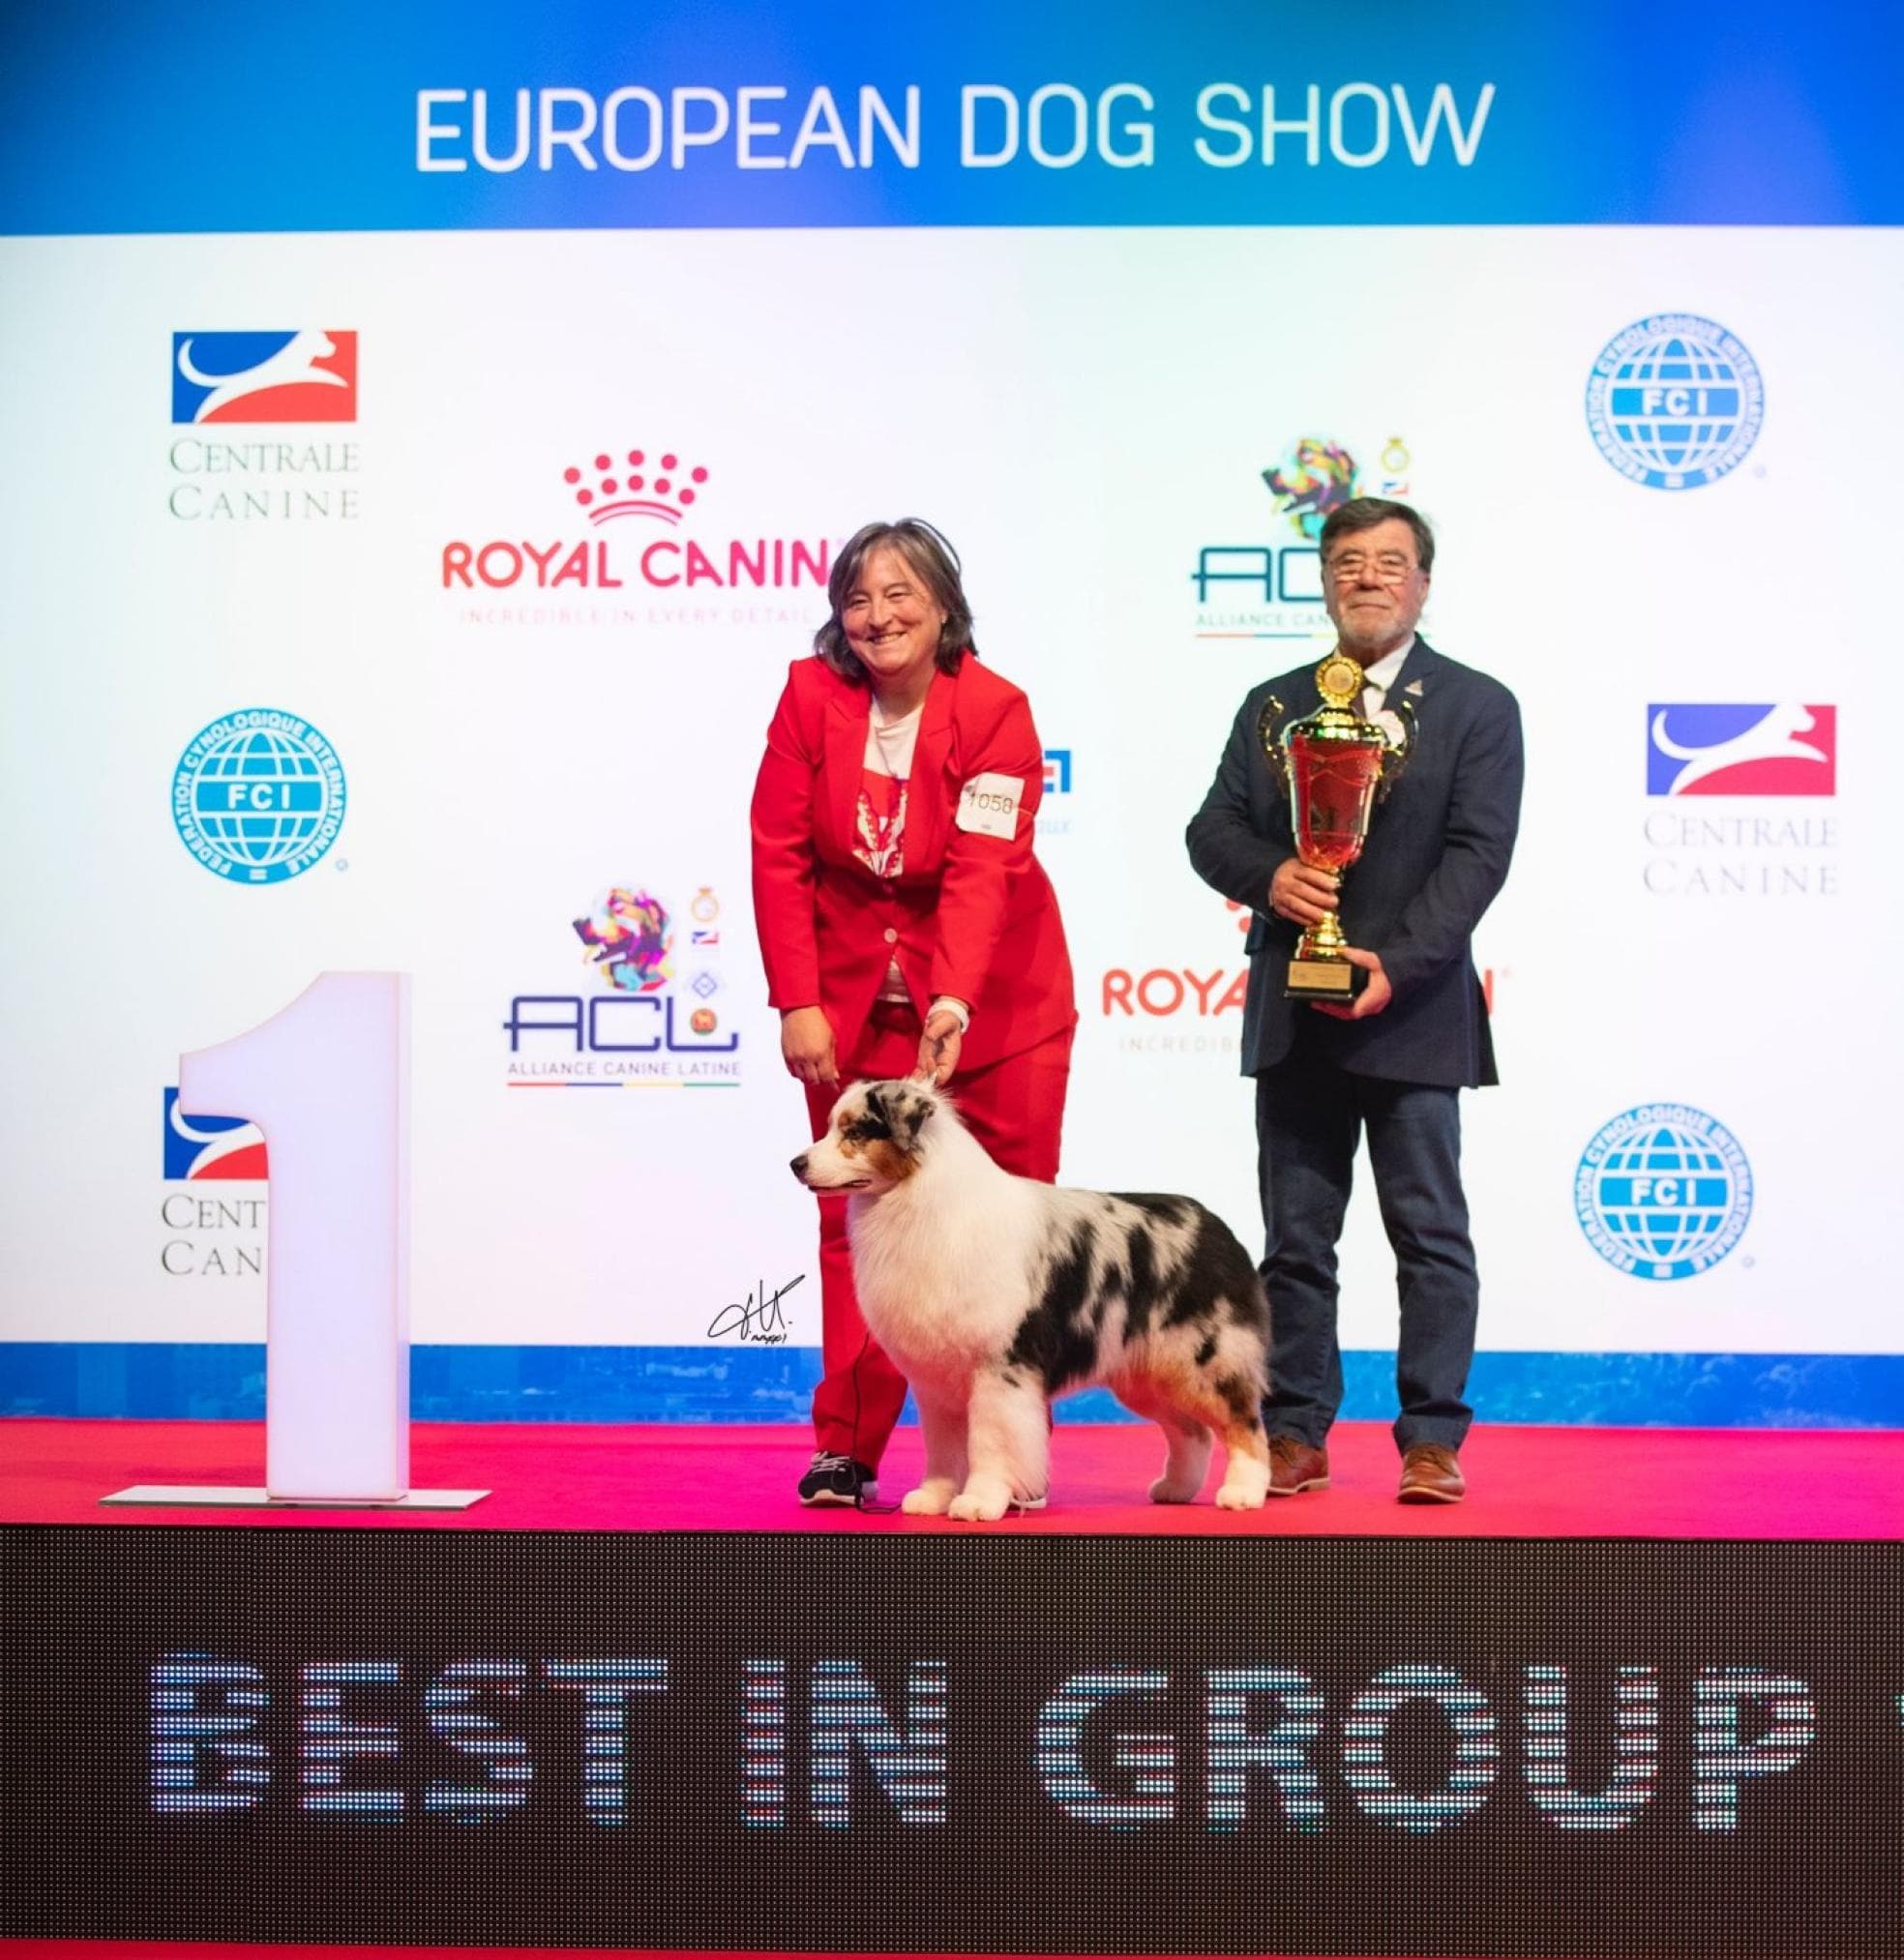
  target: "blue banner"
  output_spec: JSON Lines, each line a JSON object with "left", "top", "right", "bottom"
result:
{"left": 4, "top": 0, "right": 1899, "bottom": 233}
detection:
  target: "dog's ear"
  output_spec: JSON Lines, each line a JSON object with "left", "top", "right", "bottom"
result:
{"left": 859, "top": 1082, "right": 897, "bottom": 1139}
{"left": 887, "top": 1082, "right": 937, "bottom": 1151}
{"left": 864, "top": 1080, "right": 936, "bottom": 1151}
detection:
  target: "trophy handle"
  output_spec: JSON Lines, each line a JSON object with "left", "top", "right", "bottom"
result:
{"left": 1257, "top": 695, "right": 1290, "bottom": 792}
{"left": 1374, "top": 698, "right": 1414, "bottom": 801}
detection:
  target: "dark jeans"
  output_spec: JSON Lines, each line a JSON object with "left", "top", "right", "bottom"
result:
{"left": 1255, "top": 1042, "right": 1478, "bottom": 1454}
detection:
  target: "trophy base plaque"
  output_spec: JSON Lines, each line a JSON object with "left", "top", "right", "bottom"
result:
{"left": 1286, "top": 957, "right": 1364, "bottom": 1000}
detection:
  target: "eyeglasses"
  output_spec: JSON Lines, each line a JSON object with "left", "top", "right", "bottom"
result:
{"left": 1324, "top": 551, "right": 1420, "bottom": 584}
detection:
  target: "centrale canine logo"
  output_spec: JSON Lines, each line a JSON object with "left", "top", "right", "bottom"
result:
{"left": 1575, "top": 1105, "right": 1752, "bottom": 1281}
{"left": 171, "top": 332, "right": 358, "bottom": 424}
{"left": 163, "top": 1088, "right": 267, "bottom": 1180}
{"left": 170, "top": 709, "right": 346, "bottom": 884}
{"left": 165, "top": 331, "right": 362, "bottom": 522}
{"left": 1585, "top": 315, "right": 1763, "bottom": 490}
{"left": 1647, "top": 705, "right": 1835, "bottom": 797}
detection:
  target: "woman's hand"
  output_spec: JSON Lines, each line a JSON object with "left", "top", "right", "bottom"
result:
{"left": 913, "top": 1008, "right": 965, "bottom": 1087}
{"left": 780, "top": 1006, "right": 839, "bottom": 1088}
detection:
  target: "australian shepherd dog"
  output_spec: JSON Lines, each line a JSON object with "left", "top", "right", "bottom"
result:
{"left": 791, "top": 1080, "right": 1272, "bottom": 1521}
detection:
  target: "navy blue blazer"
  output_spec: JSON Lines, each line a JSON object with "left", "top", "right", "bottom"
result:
{"left": 1186, "top": 638, "right": 1523, "bottom": 1088}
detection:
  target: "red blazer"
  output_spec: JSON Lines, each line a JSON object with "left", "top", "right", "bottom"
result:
{"left": 750, "top": 653, "right": 1076, "bottom": 1072}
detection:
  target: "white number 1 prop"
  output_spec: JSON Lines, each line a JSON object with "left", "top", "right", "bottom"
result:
{"left": 104, "top": 973, "right": 484, "bottom": 1510}
{"left": 180, "top": 972, "right": 410, "bottom": 1501}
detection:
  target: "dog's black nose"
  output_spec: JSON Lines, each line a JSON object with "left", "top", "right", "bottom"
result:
{"left": 789, "top": 1153, "right": 809, "bottom": 1181}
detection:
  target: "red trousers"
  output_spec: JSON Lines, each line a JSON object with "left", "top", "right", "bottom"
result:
{"left": 801, "top": 1001, "right": 1073, "bottom": 1469}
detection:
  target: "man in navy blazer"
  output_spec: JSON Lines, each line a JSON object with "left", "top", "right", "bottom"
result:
{"left": 1187, "top": 498, "right": 1523, "bottom": 1503}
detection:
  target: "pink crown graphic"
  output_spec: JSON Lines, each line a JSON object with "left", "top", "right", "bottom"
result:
{"left": 563, "top": 448, "right": 710, "bottom": 525}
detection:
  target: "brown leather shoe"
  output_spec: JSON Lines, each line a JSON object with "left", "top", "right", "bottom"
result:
{"left": 1266, "top": 1435, "right": 1330, "bottom": 1497}
{"left": 1398, "top": 1442, "right": 1465, "bottom": 1504}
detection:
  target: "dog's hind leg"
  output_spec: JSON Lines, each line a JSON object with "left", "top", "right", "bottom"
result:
{"left": 1116, "top": 1380, "right": 1213, "bottom": 1503}
{"left": 1162, "top": 1378, "right": 1269, "bottom": 1510}
{"left": 951, "top": 1370, "right": 1049, "bottom": 1522}
{"left": 1199, "top": 1362, "right": 1271, "bottom": 1510}
{"left": 1207, "top": 1329, "right": 1273, "bottom": 1509}
{"left": 902, "top": 1390, "right": 967, "bottom": 1516}
{"left": 1129, "top": 1356, "right": 1269, "bottom": 1510}
{"left": 1150, "top": 1416, "right": 1214, "bottom": 1504}
{"left": 1211, "top": 1411, "right": 1271, "bottom": 1510}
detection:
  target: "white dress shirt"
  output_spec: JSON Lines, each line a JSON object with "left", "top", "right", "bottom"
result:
{"left": 1358, "top": 637, "right": 1413, "bottom": 721}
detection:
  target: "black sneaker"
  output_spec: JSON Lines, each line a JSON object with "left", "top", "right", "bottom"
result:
{"left": 797, "top": 1451, "right": 877, "bottom": 1506}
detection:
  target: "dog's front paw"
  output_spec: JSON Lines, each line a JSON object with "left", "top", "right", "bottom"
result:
{"left": 1214, "top": 1480, "right": 1267, "bottom": 1510}
{"left": 1148, "top": 1472, "right": 1201, "bottom": 1504}
{"left": 948, "top": 1485, "right": 1010, "bottom": 1523}
{"left": 901, "top": 1484, "right": 953, "bottom": 1516}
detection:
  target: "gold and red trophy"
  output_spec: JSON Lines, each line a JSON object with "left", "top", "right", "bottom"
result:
{"left": 1260, "top": 651, "right": 1413, "bottom": 1001}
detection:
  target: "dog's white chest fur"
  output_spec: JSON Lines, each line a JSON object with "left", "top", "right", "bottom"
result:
{"left": 847, "top": 1170, "right": 1040, "bottom": 1382}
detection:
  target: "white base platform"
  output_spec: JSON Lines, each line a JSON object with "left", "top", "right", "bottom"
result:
{"left": 100, "top": 1485, "right": 491, "bottom": 1510}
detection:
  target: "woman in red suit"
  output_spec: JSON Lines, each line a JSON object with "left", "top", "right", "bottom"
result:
{"left": 751, "top": 519, "right": 1077, "bottom": 1505}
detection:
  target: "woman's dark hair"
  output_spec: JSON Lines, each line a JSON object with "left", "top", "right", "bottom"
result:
{"left": 814, "top": 519, "right": 975, "bottom": 685}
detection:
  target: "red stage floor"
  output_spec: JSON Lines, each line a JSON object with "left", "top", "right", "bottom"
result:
{"left": 3, "top": 1416, "right": 1899, "bottom": 1537}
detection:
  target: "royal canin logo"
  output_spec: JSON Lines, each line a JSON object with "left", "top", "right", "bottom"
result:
{"left": 1102, "top": 965, "right": 1500, "bottom": 1017}
{"left": 1103, "top": 969, "right": 1248, "bottom": 1017}
{"left": 443, "top": 445, "right": 832, "bottom": 592}
{"left": 565, "top": 447, "right": 705, "bottom": 524}
{"left": 1111, "top": 906, "right": 1501, "bottom": 1017}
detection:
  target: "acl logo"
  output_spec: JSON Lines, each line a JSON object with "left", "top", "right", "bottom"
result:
{"left": 1190, "top": 543, "right": 1323, "bottom": 608}
{"left": 1192, "top": 434, "right": 1411, "bottom": 641}
{"left": 171, "top": 333, "right": 357, "bottom": 424}
{"left": 505, "top": 994, "right": 738, "bottom": 1054}
{"left": 1647, "top": 706, "right": 1835, "bottom": 796}
{"left": 505, "top": 881, "right": 741, "bottom": 1088}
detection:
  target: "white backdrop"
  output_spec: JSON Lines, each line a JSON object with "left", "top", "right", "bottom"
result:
{"left": 3, "top": 223, "right": 1898, "bottom": 1388}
